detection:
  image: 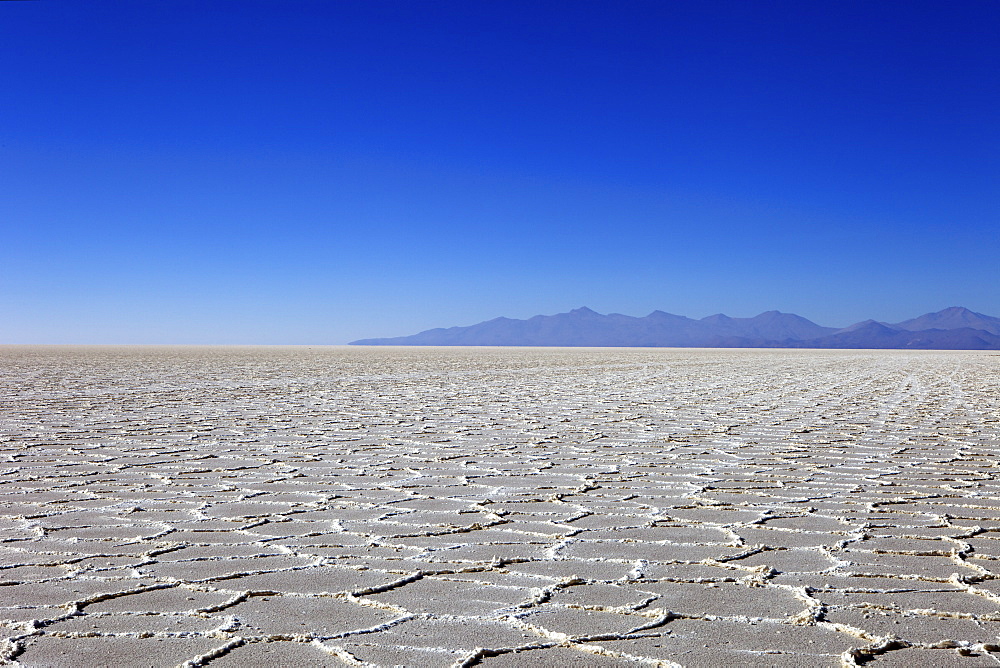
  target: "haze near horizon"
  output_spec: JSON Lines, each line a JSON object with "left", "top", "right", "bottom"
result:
{"left": 3, "top": 1, "right": 998, "bottom": 344}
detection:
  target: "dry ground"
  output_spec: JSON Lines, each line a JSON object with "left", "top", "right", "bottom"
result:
{"left": 1, "top": 346, "right": 999, "bottom": 667}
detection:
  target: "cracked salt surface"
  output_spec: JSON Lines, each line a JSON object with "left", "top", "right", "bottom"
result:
{"left": 1, "top": 346, "right": 1000, "bottom": 666}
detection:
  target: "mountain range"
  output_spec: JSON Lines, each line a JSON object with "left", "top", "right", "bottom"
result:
{"left": 350, "top": 306, "right": 1000, "bottom": 350}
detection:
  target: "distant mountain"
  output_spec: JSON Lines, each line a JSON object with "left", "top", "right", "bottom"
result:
{"left": 350, "top": 306, "right": 1000, "bottom": 350}
{"left": 697, "top": 310, "right": 836, "bottom": 340}
{"left": 352, "top": 307, "right": 835, "bottom": 347}
{"left": 891, "top": 306, "right": 1000, "bottom": 336}
{"left": 792, "top": 320, "right": 1000, "bottom": 350}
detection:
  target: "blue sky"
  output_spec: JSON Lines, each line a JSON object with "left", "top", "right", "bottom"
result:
{"left": 3, "top": 1, "right": 998, "bottom": 343}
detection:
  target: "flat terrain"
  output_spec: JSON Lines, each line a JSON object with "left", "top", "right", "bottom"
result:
{"left": 1, "top": 346, "right": 1000, "bottom": 667}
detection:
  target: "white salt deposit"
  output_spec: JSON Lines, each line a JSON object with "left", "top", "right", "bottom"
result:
{"left": 1, "top": 346, "right": 999, "bottom": 666}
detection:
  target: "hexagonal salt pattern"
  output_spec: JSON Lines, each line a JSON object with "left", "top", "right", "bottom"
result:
{"left": 1, "top": 346, "right": 999, "bottom": 666}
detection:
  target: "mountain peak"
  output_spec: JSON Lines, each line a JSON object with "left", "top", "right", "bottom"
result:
{"left": 840, "top": 319, "right": 895, "bottom": 333}
{"left": 939, "top": 306, "right": 976, "bottom": 315}
{"left": 569, "top": 306, "right": 598, "bottom": 316}
{"left": 893, "top": 306, "right": 1000, "bottom": 336}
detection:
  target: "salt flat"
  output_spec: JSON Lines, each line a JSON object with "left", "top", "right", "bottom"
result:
{"left": 1, "top": 346, "right": 999, "bottom": 667}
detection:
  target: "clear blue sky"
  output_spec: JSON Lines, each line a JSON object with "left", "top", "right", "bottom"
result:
{"left": 3, "top": 1, "right": 998, "bottom": 343}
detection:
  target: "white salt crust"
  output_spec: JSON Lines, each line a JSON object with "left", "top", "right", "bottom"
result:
{"left": 0, "top": 346, "right": 999, "bottom": 666}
